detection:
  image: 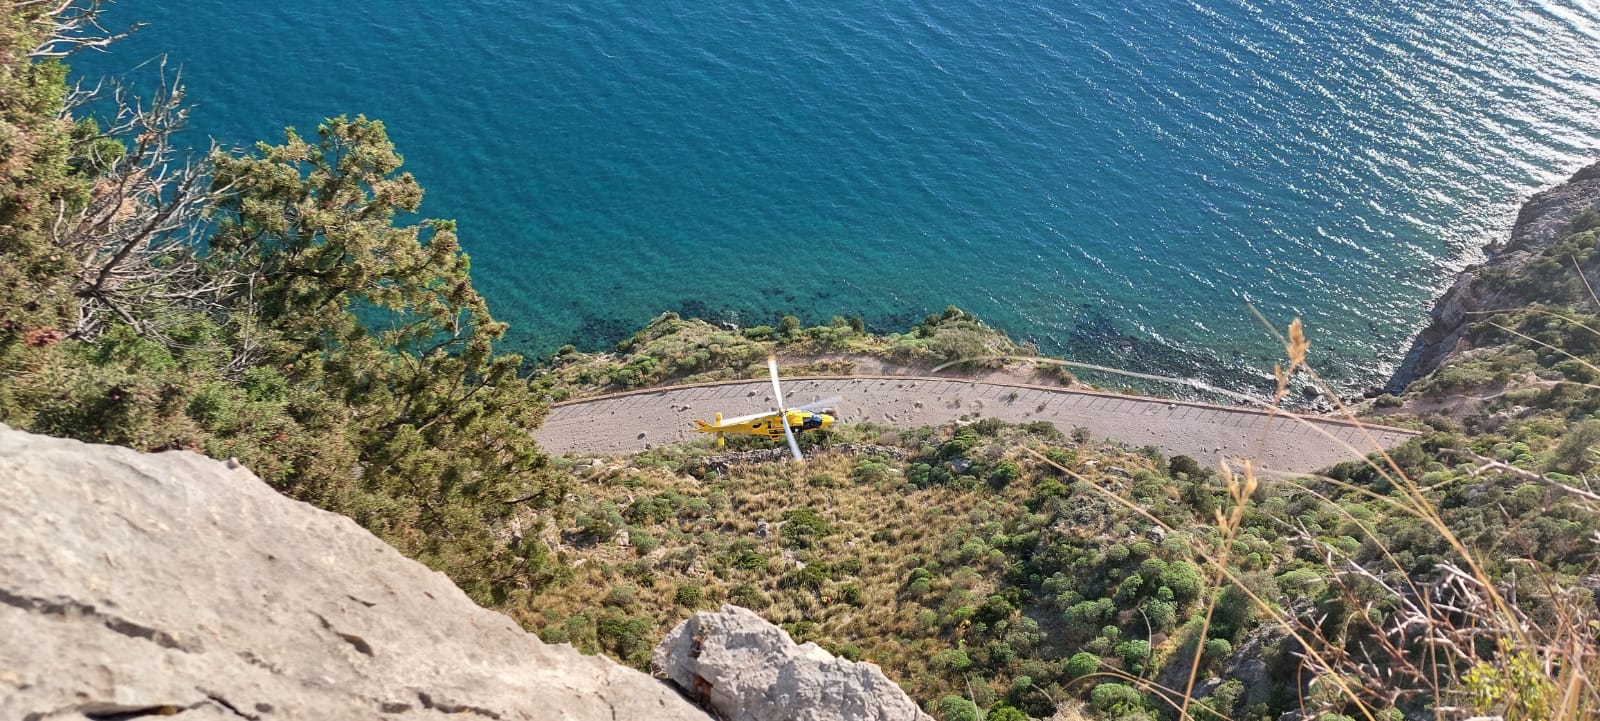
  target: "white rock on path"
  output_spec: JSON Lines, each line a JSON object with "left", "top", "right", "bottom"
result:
{"left": 0, "top": 424, "right": 710, "bottom": 721}
{"left": 654, "top": 605, "right": 934, "bottom": 721}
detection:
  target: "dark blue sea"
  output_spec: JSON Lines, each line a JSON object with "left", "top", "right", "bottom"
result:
{"left": 72, "top": 0, "right": 1600, "bottom": 393}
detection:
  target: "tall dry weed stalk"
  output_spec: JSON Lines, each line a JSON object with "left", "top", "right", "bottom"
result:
{"left": 1027, "top": 317, "right": 1600, "bottom": 720}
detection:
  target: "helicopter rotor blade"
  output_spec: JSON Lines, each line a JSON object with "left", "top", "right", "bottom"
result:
{"left": 768, "top": 356, "right": 804, "bottom": 462}
{"left": 793, "top": 396, "right": 843, "bottom": 414}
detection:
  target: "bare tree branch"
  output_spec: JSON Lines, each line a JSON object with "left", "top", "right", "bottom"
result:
{"left": 27, "top": 0, "right": 142, "bottom": 58}
{"left": 53, "top": 60, "right": 240, "bottom": 341}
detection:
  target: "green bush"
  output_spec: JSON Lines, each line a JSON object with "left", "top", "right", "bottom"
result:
{"left": 782, "top": 508, "right": 834, "bottom": 547}
{"left": 1116, "top": 639, "right": 1152, "bottom": 671}
{"left": 934, "top": 695, "right": 980, "bottom": 721}
{"left": 1066, "top": 651, "right": 1099, "bottom": 678}
{"left": 1163, "top": 561, "right": 1204, "bottom": 602}
{"left": 728, "top": 584, "right": 771, "bottom": 610}
{"left": 603, "top": 584, "right": 638, "bottom": 609}
{"left": 989, "top": 460, "right": 1022, "bottom": 488}
{"left": 655, "top": 580, "right": 694, "bottom": 606}
{"left": 1206, "top": 679, "right": 1245, "bottom": 715}
{"left": 852, "top": 458, "right": 893, "bottom": 484}
{"left": 933, "top": 648, "right": 972, "bottom": 672}
{"left": 1088, "top": 682, "right": 1143, "bottom": 715}
{"left": 1203, "top": 637, "right": 1233, "bottom": 661}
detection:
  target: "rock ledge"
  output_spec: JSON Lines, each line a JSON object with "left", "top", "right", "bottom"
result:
{"left": 0, "top": 424, "right": 709, "bottom": 721}
{"left": 654, "top": 605, "right": 934, "bottom": 721}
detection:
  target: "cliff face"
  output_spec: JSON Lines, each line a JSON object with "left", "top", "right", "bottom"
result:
{"left": 0, "top": 424, "right": 710, "bottom": 721}
{"left": 1388, "top": 161, "right": 1600, "bottom": 392}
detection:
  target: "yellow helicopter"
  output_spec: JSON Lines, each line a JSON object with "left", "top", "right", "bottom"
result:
{"left": 692, "top": 356, "right": 840, "bottom": 461}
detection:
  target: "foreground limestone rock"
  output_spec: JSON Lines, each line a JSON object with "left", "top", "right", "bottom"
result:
{"left": 0, "top": 425, "right": 709, "bottom": 721}
{"left": 654, "top": 605, "right": 934, "bottom": 721}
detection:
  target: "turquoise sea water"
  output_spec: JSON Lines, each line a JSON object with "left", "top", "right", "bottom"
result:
{"left": 73, "top": 1, "right": 1600, "bottom": 394}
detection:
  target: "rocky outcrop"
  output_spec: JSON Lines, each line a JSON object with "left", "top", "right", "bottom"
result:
{"left": 1389, "top": 161, "right": 1600, "bottom": 392}
{"left": 653, "top": 605, "right": 934, "bottom": 721}
{"left": 0, "top": 424, "right": 710, "bottom": 721}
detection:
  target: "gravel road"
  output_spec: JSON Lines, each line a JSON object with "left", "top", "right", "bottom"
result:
{"left": 534, "top": 376, "right": 1417, "bottom": 474}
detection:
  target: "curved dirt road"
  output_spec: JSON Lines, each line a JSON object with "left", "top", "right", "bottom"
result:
{"left": 534, "top": 376, "right": 1417, "bottom": 474}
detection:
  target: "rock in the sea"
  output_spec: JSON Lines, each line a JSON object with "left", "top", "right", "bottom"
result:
{"left": 654, "top": 605, "right": 934, "bottom": 721}
{"left": 0, "top": 424, "right": 709, "bottom": 721}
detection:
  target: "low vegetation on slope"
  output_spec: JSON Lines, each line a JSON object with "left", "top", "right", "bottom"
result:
{"left": 529, "top": 421, "right": 1228, "bottom": 718}
{"left": 534, "top": 305, "right": 1046, "bottom": 401}
{"left": 523, "top": 400, "right": 1600, "bottom": 720}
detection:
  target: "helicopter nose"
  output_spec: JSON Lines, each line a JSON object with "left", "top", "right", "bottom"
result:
{"left": 820, "top": 413, "right": 834, "bottom": 429}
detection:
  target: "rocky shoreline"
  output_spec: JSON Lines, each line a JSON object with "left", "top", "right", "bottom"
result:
{"left": 1386, "top": 160, "right": 1600, "bottom": 393}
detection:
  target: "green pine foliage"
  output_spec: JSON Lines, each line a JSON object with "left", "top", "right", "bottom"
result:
{"left": 0, "top": 14, "right": 562, "bottom": 608}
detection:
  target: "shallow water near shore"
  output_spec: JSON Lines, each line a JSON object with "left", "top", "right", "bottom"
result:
{"left": 72, "top": 0, "right": 1600, "bottom": 394}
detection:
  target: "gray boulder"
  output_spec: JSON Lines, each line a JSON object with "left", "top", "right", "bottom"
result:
{"left": 0, "top": 424, "right": 710, "bottom": 721}
{"left": 654, "top": 605, "right": 934, "bottom": 721}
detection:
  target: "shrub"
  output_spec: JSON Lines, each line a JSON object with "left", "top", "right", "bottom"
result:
{"left": 1549, "top": 420, "right": 1600, "bottom": 472}
{"left": 631, "top": 529, "right": 660, "bottom": 557}
{"left": 972, "top": 417, "right": 1006, "bottom": 436}
{"left": 788, "top": 562, "right": 831, "bottom": 591}
{"left": 934, "top": 696, "right": 980, "bottom": 721}
{"left": 1117, "top": 639, "right": 1152, "bottom": 671}
{"left": 1066, "top": 651, "right": 1100, "bottom": 678}
{"left": 1207, "top": 679, "right": 1245, "bottom": 715}
{"left": 1203, "top": 637, "right": 1232, "bottom": 662}
{"left": 989, "top": 460, "right": 1022, "bottom": 488}
{"left": 674, "top": 585, "right": 702, "bottom": 607}
{"left": 728, "top": 584, "right": 771, "bottom": 609}
{"left": 1088, "top": 683, "right": 1143, "bottom": 715}
{"left": 1142, "top": 599, "right": 1177, "bottom": 632}
{"left": 933, "top": 648, "right": 972, "bottom": 672}
{"left": 603, "top": 584, "right": 637, "bottom": 609}
{"left": 1168, "top": 454, "right": 1205, "bottom": 478}
{"left": 1163, "top": 561, "right": 1203, "bottom": 602}
{"left": 852, "top": 458, "right": 892, "bottom": 484}
{"left": 577, "top": 503, "right": 624, "bottom": 542}
{"left": 595, "top": 613, "right": 653, "bottom": 668}
{"left": 832, "top": 642, "right": 863, "bottom": 661}
{"left": 782, "top": 508, "right": 834, "bottom": 547}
